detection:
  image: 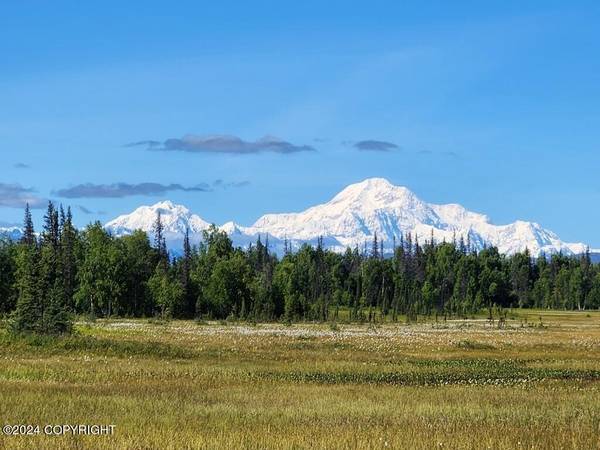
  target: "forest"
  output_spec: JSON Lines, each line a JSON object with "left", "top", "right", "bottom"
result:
{"left": 1, "top": 202, "right": 600, "bottom": 334}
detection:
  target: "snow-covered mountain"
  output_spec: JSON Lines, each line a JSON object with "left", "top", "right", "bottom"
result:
{"left": 245, "top": 178, "right": 587, "bottom": 256}
{"left": 105, "top": 201, "right": 210, "bottom": 249}
{"left": 103, "top": 178, "right": 589, "bottom": 257}
{"left": 0, "top": 223, "right": 23, "bottom": 241}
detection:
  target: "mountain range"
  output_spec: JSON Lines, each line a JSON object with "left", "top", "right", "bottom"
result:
{"left": 0, "top": 222, "right": 24, "bottom": 242}
{"left": 1, "top": 178, "right": 592, "bottom": 257}
{"left": 100, "top": 178, "right": 590, "bottom": 257}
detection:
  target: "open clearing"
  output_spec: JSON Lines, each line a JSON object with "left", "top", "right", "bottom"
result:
{"left": 1, "top": 310, "right": 600, "bottom": 449}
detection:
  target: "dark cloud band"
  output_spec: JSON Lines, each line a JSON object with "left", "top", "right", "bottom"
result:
{"left": 54, "top": 180, "right": 250, "bottom": 199}
{"left": 54, "top": 182, "right": 211, "bottom": 199}
{"left": 126, "top": 134, "right": 315, "bottom": 154}
{"left": 0, "top": 183, "right": 47, "bottom": 209}
{"left": 353, "top": 140, "right": 399, "bottom": 152}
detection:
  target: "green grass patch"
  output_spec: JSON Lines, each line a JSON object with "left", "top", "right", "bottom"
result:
{"left": 0, "top": 332, "right": 195, "bottom": 359}
{"left": 455, "top": 339, "right": 496, "bottom": 350}
{"left": 1, "top": 313, "right": 600, "bottom": 449}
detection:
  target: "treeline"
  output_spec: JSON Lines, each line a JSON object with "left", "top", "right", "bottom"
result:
{"left": 1, "top": 203, "right": 600, "bottom": 333}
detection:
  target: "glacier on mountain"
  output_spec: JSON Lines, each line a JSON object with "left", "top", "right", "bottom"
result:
{"left": 102, "top": 178, "right": 589, "bottom": 257}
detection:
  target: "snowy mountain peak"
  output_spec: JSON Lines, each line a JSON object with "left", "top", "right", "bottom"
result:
{"left": 102, "top": 178, "right": 591, "bottom": 257}
{"left": 343, "top": 177, "right": 397, "bottom": 192}
{"left": 248, "top": 178, "right": 588, "bottom": 256}
{"left": 332, "top": 178, "right": 413, "bottom": 204}
{"left": 153, "top": 200, "right": 178, "bottom": 210}
{"left": 221, "top": 221, "right": 243, "bottom": 235}
{"left": 105, "top": 201, "right": 210, "bottom": 238}
{"left": 0, "top": 225, "right": 23, "bottom": 242}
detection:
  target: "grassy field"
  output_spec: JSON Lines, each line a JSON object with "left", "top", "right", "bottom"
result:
{"left": 1, "top": 310, "right": 600, "bottom": 449}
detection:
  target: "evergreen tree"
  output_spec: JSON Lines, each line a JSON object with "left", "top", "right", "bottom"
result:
{"left": 21, "top": 203, "right": 36, "bottom": 246}
{"left": 11, "top": 235, "right": 41, "bottom": 333}
{"left": 3, "top": 201, "right": 600, "bottom": 324}
{"left": 181, "top": 227, "right": 196, "bottom": 318}
{"left": 371, "top": 232, "right": 379, "bottom": 259}
{"left": 153, "top": 211, "right": 168, "bottom": 266}
{"left": 60, "top": 206, "right": 78, "bottom": 310}
{"left": 0, "top": 238, "right": 16, "bottom": 314}
{"left": 38, "top": 202, "right": 71, "bottom": 333}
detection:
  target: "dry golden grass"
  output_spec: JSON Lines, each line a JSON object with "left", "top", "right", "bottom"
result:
{"left": 1, "top": 310, "right": 599, "bottom": 449}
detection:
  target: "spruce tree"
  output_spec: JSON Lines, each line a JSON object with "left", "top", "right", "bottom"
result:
{"left": 12, "top": 206, "right": 44, "bottom": 333}
{"left": 12, "top": 226, "right": 41, "bottom": 333}
{"left": 39, "top": 202, "right": 72, "bottom": 334}
{"left": 181, "top": 227, "right": 195, "bottom": 318}
{"left": 372, "top": 232, "right": 379, "bottom": 259}
{"left": 153, "top": 211, "right": 168, "bottom": 268}
{"left": 60, "top": 207, "right": 78, "bottom": 310}
{"left": 13, "top": 202, "right": 72, "bottom": 334}
{"left": 21, "top": 203, "right": 35, "bottom": 246}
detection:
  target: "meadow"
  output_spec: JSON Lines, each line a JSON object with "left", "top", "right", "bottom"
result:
{"left": 0, "top": 310, "right": 599, "bottom": 449}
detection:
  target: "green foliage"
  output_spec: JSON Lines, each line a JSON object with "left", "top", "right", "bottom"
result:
{"left": 11, "top": 243, "right": 42, "bottom": 333}
{"left": 11, "top": 202, "right": 73, "bottom": 335}
{"left": 74, "top": 222, "right": 122, "bottom": 317}
{"left": 0, "top": 331, "right": 194, "bottom": 359}
{"left": 1, "top": 205, "right": 600, "bottom": 329}
{"left": 148, "top": 265, "right": 184, "bottom": 318}
{"left": 0, "top": 238, "right": 16, "bottom": 314}
{"left": 204, "top": 252, "right": 251, "bottom": 319}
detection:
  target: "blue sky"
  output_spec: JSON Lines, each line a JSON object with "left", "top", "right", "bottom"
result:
{"left": 2, "top": 1, "right": 600, "bottom": 246}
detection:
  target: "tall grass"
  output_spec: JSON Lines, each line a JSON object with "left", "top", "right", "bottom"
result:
{"left": 0, "top": 311, "right": 599, "bottom": 449}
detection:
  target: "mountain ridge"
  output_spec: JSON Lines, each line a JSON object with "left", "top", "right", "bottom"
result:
{"left": 1, "top": 178, "right": 591, "bottom": 257}
{"left": 100, "top": 178, "right": 589, "bottom": 257}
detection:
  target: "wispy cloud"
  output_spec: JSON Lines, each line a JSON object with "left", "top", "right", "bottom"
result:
{"left": 417, "top": 149, "right": 461, "bottom": 159}
{"left": 77, "top": 205, "right": 93, "bottom": 214}
{"left": 14, "top": 163, "right": 30, "bottom": 169}
{"left": 126, "top": 134, "right": 316, "bottom": 155}
{"left": 54, "top": 182, "right": 212, "bottom": 199}
{"left": 442, "top": 151, "right": 460, "bottom": 159}
{"left": 55, "top": 180, "right": 250, "bottom": 199}
{"left": 76, "top": 205, "right": 107, "bottom": 215}
{"left": 123, "top": 140, "right": 161, "bottom": 149}
{"left": 353, "top": 140, "right": 399, "bottom": 152}
{"left": 213, "top": 179, "right": 251, "bottom": 189}
{"left": 0, "top": 183, "right": 47, "bottom": 209}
